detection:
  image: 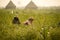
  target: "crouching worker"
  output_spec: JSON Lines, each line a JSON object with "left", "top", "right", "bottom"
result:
{"left": 24, "top": 17, "right": 34, "bottom": 25}
{"left": 12, "top": 16, "right": 20, "bottom": 24}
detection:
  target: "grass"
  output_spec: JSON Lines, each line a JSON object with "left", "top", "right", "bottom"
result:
{"left": 0, "top": 9, "right": 60, "bottom": 40}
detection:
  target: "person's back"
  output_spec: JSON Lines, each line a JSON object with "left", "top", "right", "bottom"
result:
{"left": 12, "top": 16, "right": 20, "bottom": 24}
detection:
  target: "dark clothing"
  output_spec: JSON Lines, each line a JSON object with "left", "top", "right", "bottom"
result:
{"left": 12, "top": 17, "right": 20, "bottom": 24}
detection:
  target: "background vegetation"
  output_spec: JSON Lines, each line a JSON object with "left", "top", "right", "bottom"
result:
{"left": 0, "top": 9, "right": 60, "bottom": 40}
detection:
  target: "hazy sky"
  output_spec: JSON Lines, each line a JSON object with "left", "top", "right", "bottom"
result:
{"left": 0, "top": 0, "right": 60, "bottom": 8}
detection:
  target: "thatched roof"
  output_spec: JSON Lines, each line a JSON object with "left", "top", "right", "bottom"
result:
{"left": 5, "top": 0, "right": 16, "bottom": 9}
{"left": 25, "top": 1, "right": 38, "bottom": 9}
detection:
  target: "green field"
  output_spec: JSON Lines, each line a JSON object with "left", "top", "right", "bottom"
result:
{"left": 0, "top": 9, "right": 60, "bottom": 40}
